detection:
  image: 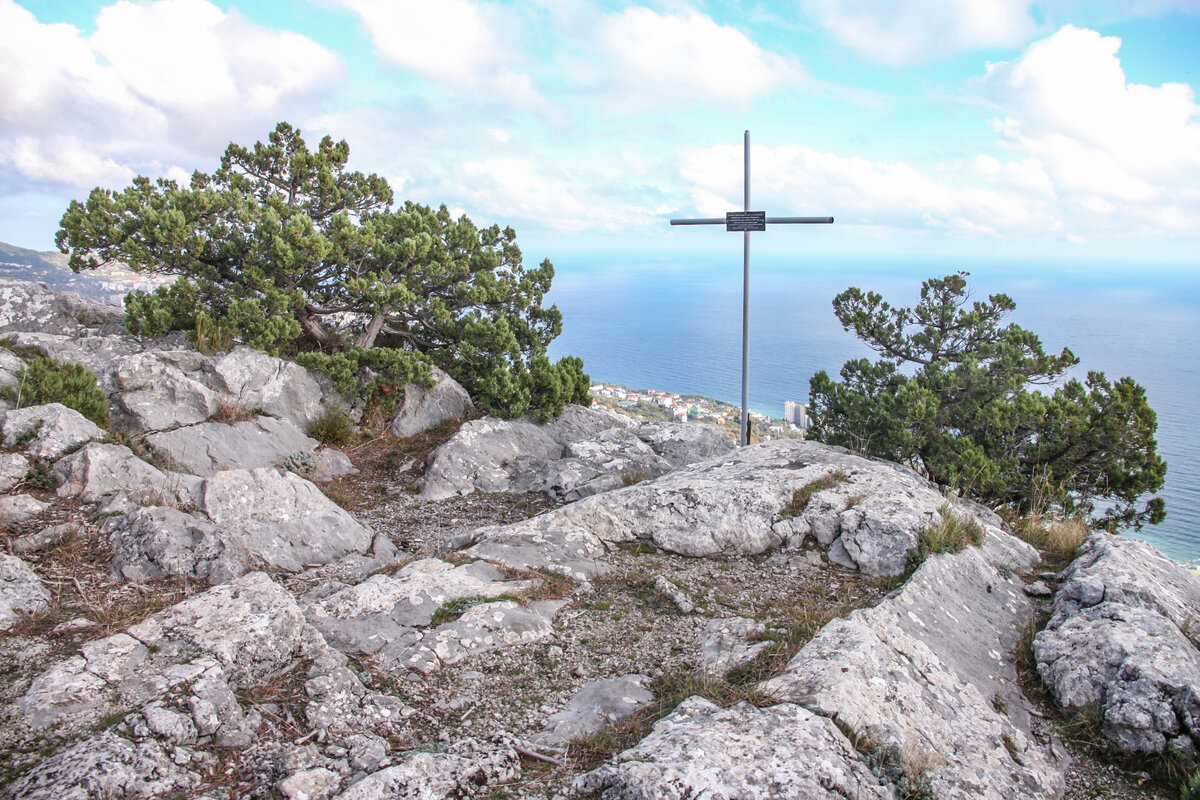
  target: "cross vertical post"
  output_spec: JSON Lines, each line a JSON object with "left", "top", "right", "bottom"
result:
{"left": 670, "top": 131, "right": 833, "bottom": 446}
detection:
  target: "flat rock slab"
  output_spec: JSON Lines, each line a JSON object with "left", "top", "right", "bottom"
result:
{"left": 6, "top": 730, "right": 199, "bottom": 800}
{"left": 533, "top": 674, "right": 653, "bottom": 748}
{"left": 698, "top": 616, "right": 770, "bottom": 678}
{"left": 1036, "top": 532, "right": 1200, "bottom": 757}
{"left": 1, "top": 402, "right": 104, "bottom": 461}
{"left": 762, "top": 546, "right": 1064, "bottom": 800}
{"left": 146, "top": 415, "right": 318, "bottom": 476}
{"left": 303, "top": 558, "right": 533, "bottom": 654}
{"left": 18, "top": 572, "right": 325, "bottom": 732}
{"left": 0, "top": 494, "right": 49, "bottom": 526}
{"left": 419, "top": 404, "right": 733, "bottom": 502}
{"left": 574, "top": 697, "right": 896, "bottom": 800}
{"left": 0, "top": 553, "right": 51, "bottom": 630}
{"left": 386, "top": 599, "right": 566, "bottom": 673}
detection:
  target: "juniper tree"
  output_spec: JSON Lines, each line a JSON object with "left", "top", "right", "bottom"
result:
{"left": 808, "top": 272, "right": 1165, "bottom": 530}
{"left": 56, "top": 122, "right": 589, "bottom": 420}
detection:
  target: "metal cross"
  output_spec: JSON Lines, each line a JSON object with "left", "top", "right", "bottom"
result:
{"left": 670, "top": 131, "right": 833, "bottom": 446}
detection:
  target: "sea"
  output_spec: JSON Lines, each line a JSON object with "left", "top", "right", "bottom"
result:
{"left": 546, "top": 255, "right": 1200, "bottom": 565}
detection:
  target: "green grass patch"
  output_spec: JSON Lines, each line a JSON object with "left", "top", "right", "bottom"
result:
{"left": 780, "top": 470, "right": 849, "bottom": 519}
{"left": 905, "top": 505, "right": 984, "bottom": 575}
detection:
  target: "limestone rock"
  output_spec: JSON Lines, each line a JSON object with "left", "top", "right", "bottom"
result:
{"left": 332, "top": 738, "right": 519, "bottom": 800}
{"left": 1036, "top": 602, "right": 1200, "bottom": 754}
{"left": 109, "top": 506, "right": 232, "bottom": 584}
{"left": 18, "top": 572, "right": 325, "bottom": 731}
{"left": 533, "top": 674, "right": 654, "bottom": 748}
{"left": 0, "top": 494, "right": 49, "bottom": 525}
{"left": 698, "top": 617, "right": 770, "bottom": 678}
{"left": 146, "top": 415, "right": 318, "bottom": 477}
{"left": 762, "top": 547, "right": 1064, "bottom": 800}
{"left": 419, "top": 404, "right": 729, "bottom": 502}
{"left": 279, "top": 767, "right": 342, "bottom": 800}
{"left": 1050, "top": 532, "right": 1200, "bottom": 645}
{"left": 390, "top": 365, "right": 473, "bottom": 438}
{"left": 54, "top": 442, "right": 198, "bottom": 504}
{"left": 387, "top": 599, "right": 565, "bottom": 673}
{"left": 11, "top": 521, "right": 80, "bottom": 555}
{"left": 1035, "top": 532, "right": 1200, "bottom": 757}
{"left": 2, "top": 402, "right": 104, "bottom": 460}
{"left": 304, "top": 558, "right": 532, "bottom": 654}
{"left": 5, "top": 730, "right": 199, "bottom": 800}
{"left": 574, "top": 697, "right": 896, "bottom": 800}
{"left": 0, "top": 450, "right": 29, "bottom": 490}
{"left": 209, "top": 345, "right": 344, "bottom": 432}
{"left": 112, "top": 349, "right": 223, "bottom": 431}
{"left": 198, "top": 467, "right": 375, "bottom": 574}
{"left": 0, "top": 278, "right": 123, "bottom": 335}
{"left": 0, "top": 553, "right": 51, "bottom": 629}
{"left": 0, "top": 346, "right": 25, "bottom": 392}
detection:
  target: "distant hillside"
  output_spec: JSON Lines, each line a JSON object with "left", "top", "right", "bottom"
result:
{"left": 0, "top": 241, "right": 169, "bottom": 305}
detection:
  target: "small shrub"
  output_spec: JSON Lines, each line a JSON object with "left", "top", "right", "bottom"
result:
{"left": 24, "top": 459, "right": 59, "bottom": 490}
{"left": 0, "top": 357, "right": 109, "bottom": 427}
{"left": 208, "top": 399, "right": 259, "bottom": 424}
{"left": 905, "top": 505, "right": 984, "bottom": 574}
{"left": 190, "top": 311, "right": 234, "bottom": 355}
{"left": 1181, "top": 771, "right": 1200, "bottom": 800}
{"left": 308, "top": 408, "right": 354, "bottom": 446}
{"left": 620, "top": 468, "right": 646, "bottom": 486}
{"left": 780, "top": 470, "right": 849, "bottom": 519}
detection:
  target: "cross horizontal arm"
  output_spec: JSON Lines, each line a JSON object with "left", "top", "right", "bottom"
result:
{"left": 670, "top": 216, "right": 834, "bottom": 226}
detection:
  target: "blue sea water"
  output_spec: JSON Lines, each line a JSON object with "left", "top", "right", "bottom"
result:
{"left": 546, "top": 255, "right": 1200, "bottom": 565}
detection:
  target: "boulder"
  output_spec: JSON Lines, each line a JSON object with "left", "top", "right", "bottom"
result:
{"left": 18, "top": 572, "right": 326, "bottom": 732}
{"left": 0, "top": 347, "right": 25, "bottom": 396}
{"left": 145, "top": 415, "right": 318, "bottom": 476}
{"left": 5, "top": 730, "right": 199, "bottom": 800}
{"left": 108, "top": 506, "right": 234, "bottom": 585}
{"left": 303, "top": 558, "right": 532, "bottom": 654}
{"left": 209, "top": 346, "right": 344, "bottom": 432}
{"left": 112, "top": 349, "right": 222, "bottom": 431}
{"left": 532, "top": 674, "right": 654, "bottom": 748}
{"left": 53, "top": 442, "right": 198, "bottom": 504}
{"left": 419, "top": 404, "right": 731, "bottom": 502}
{"left": 332, "top": 738, "right": 519, "bottom": 800}
{"left": 197, "top": 467, "right": 376, "bottom": 574}
{"left": 0, "top": 553, "right": 51, "bottom": 629}
{"left": 0, "top": 494, "right": 49, "bottom": 525}
{"left": 1036, "top": 602, "right": 1200, "bottom": 755}
{"left": 574, "top": 697, "right": 896, "bottom": 800}
{"left": 762, "top": 546, "right": 1063, "bottom": 800}
{"left": 1049, "top": 532, "right": 1200, "bottom": 645}
{"left": 1, "top": 402, "right": 104, "bottom": 460}
{"left": 0, "top": 450, "right": 29, "bottom": 490}
{"left": 0, "top": 278, "right": 123, "bottom": 335}
{"left": 386, "top": 599, "right": 565, "bottom": 673}
{"left": 390, "top": 365, "right": 473, "bottom": 438}
{"left": 1035, "top": 532, "right": 1200, "bottom": 757}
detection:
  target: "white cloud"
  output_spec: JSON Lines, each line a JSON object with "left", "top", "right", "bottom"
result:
{"left": 592, "top": 8, "right": 805, "bottom": 109}
{"left": 677, "top": 143, "right": 1060, "bottom": 237}
{"left": 801, "top": 0, "right": 1037, "bottom": 65}
{"left": 0, "top": 0, "right": 343, "bottom": 189}
{"left": 980, "top": 25, "right": 1200, "bottom": 224}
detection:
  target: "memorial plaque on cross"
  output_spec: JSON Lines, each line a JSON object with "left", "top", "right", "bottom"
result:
{"left": 670, "top": 131, "right": 833, "bottom": 446}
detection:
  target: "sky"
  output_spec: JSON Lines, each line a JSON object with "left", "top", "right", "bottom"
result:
{"left": 2, "top": 0, "right": 1199, "bottom": 267}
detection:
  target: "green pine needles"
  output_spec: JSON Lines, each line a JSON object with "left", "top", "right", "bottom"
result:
{"left": 1, "top": 357, "right": 109, "bottom": 427}
{"left": 57, "top": 122, "right": 589, "bottom": 423}
{"left": 809, "top": 272, "right": 1166, "bottom": 532}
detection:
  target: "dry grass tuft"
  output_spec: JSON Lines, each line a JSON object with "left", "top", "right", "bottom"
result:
{"left": 780, "top": 470, "right": 849, "bottom": 519}
{"left": 208, "top": 399, "right": 259, "bottom": 425}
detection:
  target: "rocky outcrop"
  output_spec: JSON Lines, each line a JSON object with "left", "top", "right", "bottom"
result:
{"left": 453, "top": 440, "right": 1013, "bottom": 577}
{"left": 109, "top": 467, "right": 383, "bottom": 583}
{"left": 332, "top": 738, "right": 520, "bottom": 800}
{"left": 145, "top": 415, "right": 318, "bottom": 476}
{"left": 575, "top": 697, "right": 897, "bottom": 799}
{"left": 0, "top": 278, "right": 123, "bottom": 335}
{"left": 0, "top": 553, "right": 50, "bottom": 630}
{"left": 419, "top": 404, "right": 733, "bottom": 502}
{"left": 762, "top": 543, "right": 1061, "bottom": 800}
{"left": 532, "top": 674, "right": 653, "bottom": 748}
{"left": 390, "top": 365, "right": 473, "bottom": 438}
{"left": 1, "top": 403, "right": 104, "bottom": 461}
{"left": 1036, "top": 532, "right": 1200, "bottom": 758}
